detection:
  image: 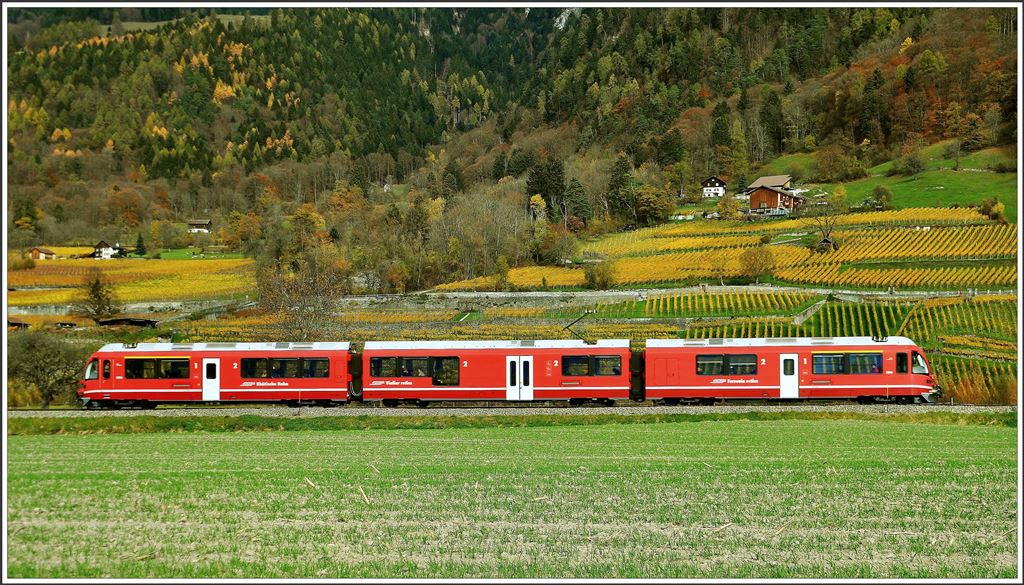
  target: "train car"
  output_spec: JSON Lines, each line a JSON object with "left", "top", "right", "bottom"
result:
{"left": 361, "top": 340, "right": 633, "bottom": 406}
{"left": 643, "top": 336, "right": 940, "bottom": 404}
{"left": 78, "top": 342, "right": 352, "bottom": 409}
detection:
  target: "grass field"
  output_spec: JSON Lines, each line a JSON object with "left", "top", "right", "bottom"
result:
{"left": 7, "top": 415, "right": 1017, "bottom": 578}
{"left": 822, "top": 170, "right": 1018, "bottom": 222}
{"left": 751, "top": 143, "right": 1018, "bottom": 222}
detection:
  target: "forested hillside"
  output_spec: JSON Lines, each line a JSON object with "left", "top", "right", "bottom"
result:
{"left": 6, "top": 6, "right": 1018, "bottom": 294}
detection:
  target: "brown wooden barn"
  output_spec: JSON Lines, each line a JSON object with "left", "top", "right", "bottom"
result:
{"left": 748, "top": 185, "right": 806, "bottom": 214}
{"left": 29, "top": 247, "right": 56, "bottom": 260}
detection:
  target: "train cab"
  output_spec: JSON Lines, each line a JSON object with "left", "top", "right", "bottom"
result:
{"left": 643, "top": 336, "right": 941, "bottom": 404}
{"left": 78, "top": 342, "right": 352, "bottom": 409}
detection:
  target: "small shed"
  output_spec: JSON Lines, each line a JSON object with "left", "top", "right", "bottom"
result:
{"left": 97, "top": 317, "right": 159, "bottom": 329}
{"left": 30, "top": 247, "right": 56, "bottom": 260}
{"left": 8, "top": 319, "right": 29, "bottom": 330}
{"left": 188, "top": 219, "right": 213, "bottom": 233}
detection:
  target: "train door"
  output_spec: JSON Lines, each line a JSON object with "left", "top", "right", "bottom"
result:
{"left": 505, "top": 355, "right": 534, "bottom": 400}
{"left": 779, "top": 353, "right": 799, "bottom": 398}
{"left": 99, "top": 358, "right": 111, "bottom": 391}
{"left": 202, "top": 358, "right": 220, "bottom": 401}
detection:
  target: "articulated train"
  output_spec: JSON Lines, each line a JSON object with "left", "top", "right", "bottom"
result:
{"left": 78, "top": 336, "right": 941, "bottom": 408}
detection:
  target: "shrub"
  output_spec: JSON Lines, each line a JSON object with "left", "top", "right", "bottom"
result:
{"left": 9, "top": 254, "right": 35, "bottom": 271}
{"left": 583, "top": 261, "right": 616, "bottom": 290}
{"left": 888, "top": 151, "right": 925, "bottom": 176}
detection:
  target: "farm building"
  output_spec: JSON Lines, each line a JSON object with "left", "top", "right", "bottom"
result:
{"left": 701, "top": 176, "right": 727, "bottom": 198}
{"left": 188, "top": 219, "right": 213, "bottom": 233}
{"left": 29, "top": 247, "right": 56, "bottom": 260}
{"left": 98, "top": 317, "right": 159, "bottom": 328}
{"left": 93, "top": 241, "right": 126, "bottom": 259}
{"left": 746, "top": 174, "right": 793, "bottom": 191}
{"left": 748, "top": 185, "right": 807, "bottom": 215}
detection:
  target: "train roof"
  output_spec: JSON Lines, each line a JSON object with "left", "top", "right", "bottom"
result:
{"left": 646, "top": 336, "right": 919, "bottom": 348}
{"left": 96, "top": 342, "right": 350, "bottom": 353}
{"left": 364, "top": 339, "right": 631, "bottom": 350}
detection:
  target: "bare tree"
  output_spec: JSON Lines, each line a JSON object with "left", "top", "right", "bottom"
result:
{"left": 802, "top": 186, "right": 848, "bottom": 252}
{"left": 257, "top": 247, "right": 351, "bottom": 341}
{"left": 72, "top": 269, "right": 123, "bottom": 324}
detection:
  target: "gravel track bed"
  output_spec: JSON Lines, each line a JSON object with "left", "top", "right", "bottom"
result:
{"left": 8, "top": 403, "right": 1015, "bottom": 418}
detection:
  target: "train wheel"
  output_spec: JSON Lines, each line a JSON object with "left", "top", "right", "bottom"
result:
{"left": 141, "top": 402, "right": 158, "bottom": 410}
{"left": 382, "top": 399, "right": 399, "bottom": 408}
{"left": 568, "top": 398, "right": 585, "bottom": 407}
{"left": 415, "top": 400, "right": 430, "bottom": 409}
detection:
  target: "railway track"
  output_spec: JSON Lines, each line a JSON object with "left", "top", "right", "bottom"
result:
{"left": 8, "top": 402, "right": 1015, "bottom": 418}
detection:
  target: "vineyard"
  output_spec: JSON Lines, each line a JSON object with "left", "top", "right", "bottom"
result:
{"left": 440, "top": 208, "right": 1017, "bottom": 291}
{"left": 6, "top": 258, "right": 256, "bottom": 306}
{"left": 542, "top": 290, "right": 817, "bottom": 319}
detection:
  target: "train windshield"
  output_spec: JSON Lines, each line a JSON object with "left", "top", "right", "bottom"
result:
{"left": 912, "top": 352, "right": 929, "bottom": 375}
{"left": 84, "top": 359, "right": 99, "bottom": 380}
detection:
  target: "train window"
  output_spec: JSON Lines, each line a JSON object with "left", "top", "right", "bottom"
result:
{"left": 509, "top": 361, "right": 517, "bottom": 386}
{"left": 102, "top": 360, "right": 111, "bottom": 379}
{"left": 205, "top": 363, "right": 216, "bottom": 379}
{"left": 432, "top": 357, "right": 459, "bottom": 386}
{"left": 696, "top": 355, "right": 724, "bottom": 376}
{"left": 896, "top": 353, "right": 908, "bottom": 374}
{"left": 241, "top": 358, "right": 269, "bottom": 378}
{"left": 562, "top": 356, "right": 590, "bottom": 376}
{"left": 302, "top": 358, "right": 330, "bottom": 378}
{"left": 849, "top": 353, "right": 883, "bottom": 374}
{"left": 594, "top": 356, "right": 622, "bottom": 376}
{"left": 270, "top": 358, "right": 301, "bottom": 378}
{"left": 783, "top": 359, "right": 795, "bottom": 376}
{"left": 402, "top": 357, "right": 431, "bottom": 377}
{"left": 85, "top": 359, "right": 99, "bottom": 380}
{"left": 912, "top": 352, "right": 929, "bottom": 374}
{"left": 125, "top": 358, "right": 189, "bottom": 379}
{"left": 812, "top": 354, "right": 845, "bottom": 375}
{"left": 160, "top": 359, "right": 190, "bottom": 379}
{"left": 125, "top": 359, "right": 154, "bottom": 379}
{"left": 726, "top": 354, "right": 757, "bottom": 375}
{"left": 370, "top": 357, "right": 398, "bottom": 377}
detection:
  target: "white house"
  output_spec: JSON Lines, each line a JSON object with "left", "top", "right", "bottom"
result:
{"left": 701, "top": 176, "right": 727, "bottom": 198}
{"left": 93, "top": 240, "right": 123, "bottom": 260}
{"left": 188, "top": 219, "right": 212, "bottom": 233}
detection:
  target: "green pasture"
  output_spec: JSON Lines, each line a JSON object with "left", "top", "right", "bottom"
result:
{"left": 7, "top": 415, "right": 1017, "bottom": 578}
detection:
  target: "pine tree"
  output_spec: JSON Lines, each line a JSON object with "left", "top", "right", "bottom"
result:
{"left": 491, "top": 151, "right": 508, "bottom": 180}
{"left": 135, "top": 232, "right": 147, "bottom": 256}
{"left": 563, "top": 178, "right": 591, "bottom": 222}
{"left": 711, "top": 101, "right": 733, "bottom": 147}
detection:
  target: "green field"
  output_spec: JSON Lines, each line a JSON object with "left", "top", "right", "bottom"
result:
{"left": 154, "top": 247, "right": 245, "bottom": 260}
{"left": 7, "top": 416, "right": 1017, "bottom": 578}
{"left": 751, "top": 144, "right": 1018, "bottom": 222}
{"left": 824, "top": 170, "right": 1019, "bottom": 222}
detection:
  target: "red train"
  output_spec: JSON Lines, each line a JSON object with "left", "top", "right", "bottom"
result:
{"left": 78, "top": 336, "right": 941, "bottom": 409}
